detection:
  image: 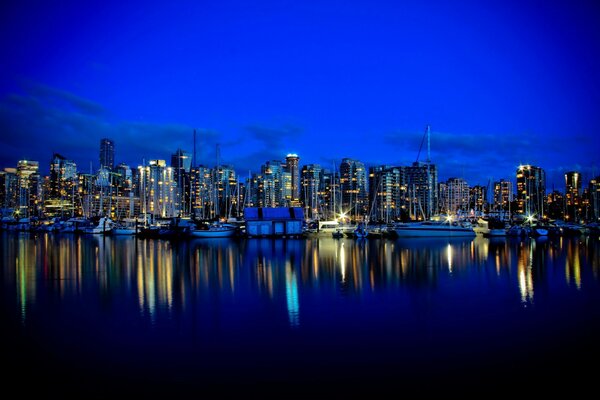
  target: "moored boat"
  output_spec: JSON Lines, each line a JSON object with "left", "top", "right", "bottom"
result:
{"left": 393, "top": 220, "right": 476, "bottom": 238}
{"left": 189, "top": 222, "right": 238, "bottom": 238}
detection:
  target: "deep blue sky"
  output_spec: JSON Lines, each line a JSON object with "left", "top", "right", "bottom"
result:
{"left": 1, "top": 0, "right": 599, "bottom": 190}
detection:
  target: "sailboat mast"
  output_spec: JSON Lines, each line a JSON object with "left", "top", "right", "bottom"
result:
{"left": 426, "top": 124, "right": 432, "bottom": 219}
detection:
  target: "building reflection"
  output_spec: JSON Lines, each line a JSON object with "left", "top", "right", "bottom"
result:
{"left": 2, "top": 233, "right": 598, "bottom": 324}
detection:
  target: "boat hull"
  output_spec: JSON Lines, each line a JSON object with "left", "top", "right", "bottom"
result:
{"left": 189, "top": 229, "right": 237, "bottom": 238}
{"left": 112, "top": 228, "right": 136, "bottom": 235}
{"left": 394, "top": 222, "right": 476, "bottom": 238}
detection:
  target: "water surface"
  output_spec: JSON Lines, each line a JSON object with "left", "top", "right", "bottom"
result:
{"left": 2, "top": 233, "right": 599, "bottom": 397}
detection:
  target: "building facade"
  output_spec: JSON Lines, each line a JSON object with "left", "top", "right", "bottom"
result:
{"left": 516, "top": 165, "right": 546, "bottom": 216}
{"left": 339, "top": 158, "right": 368, "bottom": 221}
{"left": 99, "top": 138, "right": 115, "bottom": 170}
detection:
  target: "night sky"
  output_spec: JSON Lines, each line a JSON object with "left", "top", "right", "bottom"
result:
{"left": 1, "top": 0, "right": 599, "bottom": 190}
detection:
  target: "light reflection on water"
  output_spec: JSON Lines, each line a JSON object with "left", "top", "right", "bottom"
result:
{"left": 2, "top": 232, "right": 600, "bottom": 395}
{"left": 3, "top": 233, "right": 598, "bottom": 326}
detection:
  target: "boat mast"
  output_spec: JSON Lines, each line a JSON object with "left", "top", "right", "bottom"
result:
{"left": 426, "top": 124, "right": 432, "bottom": 220}
{"left": 192, "top": 129, "right": 197, "bottom": 218}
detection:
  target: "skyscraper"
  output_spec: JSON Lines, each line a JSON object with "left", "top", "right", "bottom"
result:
{"left": 588, "top": 176, "right": 600, "bottom": 222}
{"left": 285, "top": 153, "right": 300, "bottom": 204}
{"left": 16, "top": 160, "right": 41, "bottom": 216}
{"left": 49, "top": 153, "right": 77, "bottom": 199}
{"left": 565, "top": 171, "right": 581, "bottom": 222}
{"left": 138, "top": 160, "right": 177, "bottom": 218}
{"left": 339, "top": 158, "right": 368, "bottom": 220}
{"left": 0, "top": 168, "right": 18, "bottom": 211}
{"left": 45, "top": 153, "right": 78, "bottom": 216}
{"left": 171, "top": 149, "right": 192, "bottom": 215}
{"left": 301, "top": 164, "right": 322, "bottom": 220}
{"left": 493, "top": 179, "right": 513, "bottom": 211}
{"left": 99, "top": 138, "right": 115, "bottom": 170}
{"left": 368, "top": 165, "right": 405, "bottom": 222}
{"left": 516, "top": 164, "right": 546, "bottom": 216}
{"left": 405, "top": 161, "right": 438, "bottom": 220}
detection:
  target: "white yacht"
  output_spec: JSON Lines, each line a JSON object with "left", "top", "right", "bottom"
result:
{"left": 83, "top": 217, "right": 114, "bottom": 234}
{"left": 304, "top": 220, "right": 353, "bottom": 237}
{"left": 393, "top": 220, "right": 476, "bottom": 238}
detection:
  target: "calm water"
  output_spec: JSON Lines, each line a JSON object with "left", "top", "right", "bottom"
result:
{"left": 2, "top": 232, "right": 599, "bottom": 397}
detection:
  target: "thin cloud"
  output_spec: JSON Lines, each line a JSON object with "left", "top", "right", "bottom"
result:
{"left": 23, "top": 81, "right": 107, "bottom": 117}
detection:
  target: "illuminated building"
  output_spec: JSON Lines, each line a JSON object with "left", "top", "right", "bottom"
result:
{"left": 301, "top": 164, "right": 323, "bottom": 220}
{"left": 339, "top": 158, "right": 368, "bottom": 221}
{"left": 16, "top": 160, "right": 41, "bottom": 217}
{"left": 0, "top": 168, "right": 18, "bottom": 212}
{"left": 247, "top": 160, "right": 291, "bottom": 208}
{"left": 99, "top": 138, "right": 115, "bottom": 170}
{"left": 590, "top": 176, "right": 600, "bottom": 222}
{"left": 285, "top": 153, "right": 300, "bottom": 205}
{"left": 493, "top": 179, "right": 513, "bottom": 211}
{"left": 213, "top": 164, "right": 239, "bottom": 218}
{"left": 516, "top": 164, "right": 546, "bottom": 216}
{"left": 368, "top": 165, "right": 405, "bottom": 223}
{"left": 320, "top": 169, "right": 340, "bottom": 219}
{"left": 470, "top": 185, "right": 488, "bottom": 214}
{"left": 45, "top": 153, "right": 78, "bottom": 216}
{"left": 405, "top": 161, "right": 438, "bottom": 221}
{"left": 171, "top": 149, "right": 192, "bottom": 216}
{"left": 565, "top": 171, "right": 581, "bottom": 222}
{"left": 190, "top": 165, "right": 213, "bottom": 219}
{"left": 138, "top": 160, "right": 177, "bottom": 218}
{"left": 439, "top": 177, "right": 469, "bottom": 215}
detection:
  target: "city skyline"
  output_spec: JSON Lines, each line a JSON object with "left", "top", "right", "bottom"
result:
{"left": 1, "top": 0, "right": 599, "bottom": 189}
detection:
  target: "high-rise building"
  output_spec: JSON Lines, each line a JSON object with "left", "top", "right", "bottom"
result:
{"left": 493, "top": 179, "right": 513, "bottom": 211}
{"left": 405, "top": 162, "right": 438, "bottom": 220}
{"left": 45, "top": 153, "right": 78, "bottom": 216}
{"left": 99, "top": 138, "right": 115, "bottom": 170}
{"left": 301, "top": 164, "right": 322, "bottom": 220}
{"left": 516, "top": 165, "right": 546, "bottom": 216}
{"left": 440, "top": 177, "right": 469, "bottom": 214}
{"left": 0, "top": 168, "right": 18, "bottom": 212}
{"left": 469, "top": 185, "right": 487, "bottom": 214}
{"left": 565, "top": 171, "right": 581, "bottom": 222}
{"left": 285, "top": 154, "right": 300, "bottom": 204}
{"left": 138, "top": 160, "right": 177, "bottom": 218}
{"left": 320, "top": 169, "right": 340, "bottom": 219}
{"left": 368, "top": 165, "right": 405, "bottom": 223}
{"left": 339, "top": 158, "right": 368, "bottom": 220}
{"left": 16, "top": 160, "right": 41, "bottom": 217}
{"left": 262, "top": 160, "right": 290, "bottom": 207}
{"left": 114, "top": 163, "right": 133, "bottom": 193}
{"left": 191, "top": 165, "right": 213, "bottom": 219}
{"left": 171, "top": 149, "right": 192, "bottom": 178}
{"left": 213, "top": 165, "right": 238, "bottom": 218}
{"left": 546, "top": 190, "right": 565, "bottom": 220}
{"left": 171, "top": 149, "right": 192, "bottom": 215}
{"left": 589, "top": 176, "right": 600, "bottom": 222}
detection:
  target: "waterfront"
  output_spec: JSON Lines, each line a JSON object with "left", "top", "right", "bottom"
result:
{"left": 2, "top": 232, "right": 599, "bottom": 397}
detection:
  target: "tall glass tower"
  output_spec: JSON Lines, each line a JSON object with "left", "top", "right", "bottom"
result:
{"left": 285, "top": 154, "right": 300, "bottom": 204}
{"left": 99, "top": 138, "right": 115, "bottom": 170}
